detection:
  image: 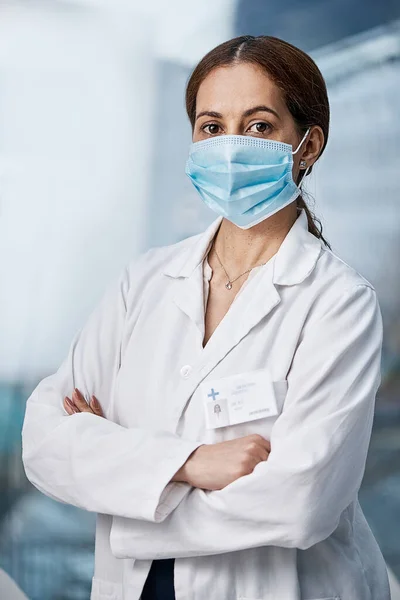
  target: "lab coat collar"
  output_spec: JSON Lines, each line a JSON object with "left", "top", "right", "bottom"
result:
{"left": 273, "top": 209, "right": 323, "bottom": 286}
{"left": 162, "top": 209, "right": 322, "bottom": 287}
{"left": 162, "top": 215, "right": 223, "bottom": 279}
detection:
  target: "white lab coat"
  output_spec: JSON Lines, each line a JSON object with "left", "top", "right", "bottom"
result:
{"left": 22, "top": 209, "right": 391, "bottom": 600}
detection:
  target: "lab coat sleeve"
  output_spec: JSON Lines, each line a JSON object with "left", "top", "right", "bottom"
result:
{"left": 21, "top": 260, "right": 203, "bottom": 522}
{"left": 109, "top": 283, "right": 383, "bottom": 558}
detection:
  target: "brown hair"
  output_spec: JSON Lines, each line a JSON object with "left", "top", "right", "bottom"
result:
{"left": 185, "top": 35, "right": 331, "bottom": 248}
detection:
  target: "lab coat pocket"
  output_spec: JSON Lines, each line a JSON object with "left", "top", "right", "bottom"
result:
{"left": 91, "top": 577, "right": 123, "bottom": 600}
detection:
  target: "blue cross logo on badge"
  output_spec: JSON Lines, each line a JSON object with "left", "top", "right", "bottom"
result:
{"left": 207, "top": 388, "right": 219, "bottom": 401}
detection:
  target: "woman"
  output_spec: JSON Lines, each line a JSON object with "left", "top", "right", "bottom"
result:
{"left": 22, "top": 35, "right": 390, "bottom": 600}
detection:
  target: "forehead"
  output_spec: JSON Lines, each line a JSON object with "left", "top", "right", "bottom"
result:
{"left": 196, "top": 62, "right": 288, "bottom": 116}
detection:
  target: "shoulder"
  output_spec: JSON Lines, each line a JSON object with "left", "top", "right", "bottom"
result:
{"left": 314, "top": 244, "right": 376, "bottom": 293}
{"left": 121, "top": 231, "right": 201, "bottom": 294}
{"left": 306, "top": 244, "right": 381, "bottom": 328}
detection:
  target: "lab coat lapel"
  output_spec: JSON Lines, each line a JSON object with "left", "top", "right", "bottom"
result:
{"left": 199, "top": 206, "right": 323, "bottom": 368}
{"left": 163, "top": 216, "right": 223, "bottom": 346}
{"left": 169, "top": 253, "right": 282, "bottom": 373}
{"left": 163, "top": 209, "right": 322, "bottom": 372}
{"left": 169, "top": 263, "right": 207, "bottom": 347}
{"left": 200, "top": 259, "right": 281, "bottom": 366}
{"left": 198, "top": 210, "right": 322, "bottom": 381}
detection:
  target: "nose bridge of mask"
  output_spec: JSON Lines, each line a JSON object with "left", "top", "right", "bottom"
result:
{"left": 189, "top": 134, "right": 293, "bottom": 156}
{"left": 291, "top": 128, "right": 310, "bottom": 155}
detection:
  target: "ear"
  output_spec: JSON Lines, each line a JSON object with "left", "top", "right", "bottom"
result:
{"left": 299, "top": 125, "right": 325, "bottom": 169}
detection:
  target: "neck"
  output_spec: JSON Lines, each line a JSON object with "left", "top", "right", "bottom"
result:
{"left": 211, "top": 204, "right": 299, "bottom": 274}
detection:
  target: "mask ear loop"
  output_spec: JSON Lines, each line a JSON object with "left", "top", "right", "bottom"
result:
{"left": 292, "top": 127, "right": 310, "bottom": 155}
{"left": 292, "top": 128, "right": 311, "bottom": 189}
{"left": 299, "top": 165, "right": 311, "bottom": 187}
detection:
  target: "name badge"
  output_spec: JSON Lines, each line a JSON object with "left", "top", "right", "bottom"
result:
{"left": 200, "top": 369, "right": 279, "bottom": 429}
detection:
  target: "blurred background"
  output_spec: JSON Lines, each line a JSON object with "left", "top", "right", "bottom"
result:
{"left": 0, "top": 1, "right": 399, "bottom": 598}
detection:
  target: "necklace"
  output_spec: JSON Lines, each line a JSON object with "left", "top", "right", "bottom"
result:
{"left": 212, "top": 243, "right": 269, "bottom": 290}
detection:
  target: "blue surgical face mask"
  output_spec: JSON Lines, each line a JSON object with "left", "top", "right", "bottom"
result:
{"left": 185, "top": 129, "right": 310, "bottom": 229}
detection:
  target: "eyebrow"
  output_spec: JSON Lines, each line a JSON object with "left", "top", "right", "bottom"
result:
{"left": 195, "top": 110, "right": 223, "bottom": 121}
{"left": 195, "top": 105, "right": 280, "bottom": 122}
{"left": 243, "top": 105, "right": 280, "bottom": 119}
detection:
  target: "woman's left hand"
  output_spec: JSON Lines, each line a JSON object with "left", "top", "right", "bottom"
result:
{"left": 63, "top": 388, "right": 104, "bottom": 417}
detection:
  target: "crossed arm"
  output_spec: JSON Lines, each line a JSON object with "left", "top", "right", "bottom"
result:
{"left": 60, "top": 283, "right": 382, "bottom": 559}
{"left": 22, "top": 263, "right": 204, "bottom": 523}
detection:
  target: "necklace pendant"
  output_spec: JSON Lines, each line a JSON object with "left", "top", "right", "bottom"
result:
{"left": 225, "top": 281, "right": 233, "bottom": 290}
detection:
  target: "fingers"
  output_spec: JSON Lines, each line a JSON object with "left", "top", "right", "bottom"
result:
{"left": 63, "top": 389, "right": 104, "bottom": 417}
{"left": 248, "top": 435, "right": 271, "bottom": 464}
{"left": 258, "top": 436, "right": 271, "bottom": 453}
{"left": 71, "top": 388, "right": 91, "bottom": 412}
{"left": 258, "top": 438, "right": 271, "bottom": 462}
{"left": 64, "top": 396, "right": 77, "bottom": 415}
{"left": 255, "top": 445, "right": 270, "bottom": 463}
{"left": 255, "top": 436, "right": 271, "bottom": 456}
{"left": 63, "top": 393, "right": 84, "bottom": 415}
{"left": 89, "top": 395, "right": 104, "bottom": 418}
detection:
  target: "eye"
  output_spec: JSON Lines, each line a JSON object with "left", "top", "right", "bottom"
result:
{"left": 247, "top": 122, "right": 272, "bottom": 135}
{"left": 201, "top": 123, "right": 222, "bottom": 136}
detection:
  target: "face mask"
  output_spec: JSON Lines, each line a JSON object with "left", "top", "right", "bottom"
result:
{"left": 185, "top": 129, "right": 310, "bottom": 229}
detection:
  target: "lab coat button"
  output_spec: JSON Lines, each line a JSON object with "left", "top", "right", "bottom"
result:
{"left": 180, "top": 365, "right": 192, "bottom": 378}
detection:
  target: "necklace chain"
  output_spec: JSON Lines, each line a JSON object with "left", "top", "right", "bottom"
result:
{"left": 212, "top": 241, "right": 268, "bottom": 291}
